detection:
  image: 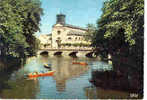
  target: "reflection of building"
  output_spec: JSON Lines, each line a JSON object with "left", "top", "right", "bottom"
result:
{"left": 51, "top": 57, "right": 89, "bottom": 92}
{"left": 38, "top": 14, "right": 90, "bottom": 49}
{"left": 56, "top": 80, "right": 66, "bottom": 92}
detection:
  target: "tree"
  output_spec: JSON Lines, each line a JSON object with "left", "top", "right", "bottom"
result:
{"left": 84, "top": 24, "right": 97, "bottom": 42}
{"left": 0, "top": 0, "right": 43, "bottom": 58}
{"left": 93, "top": 0, "right": 144, "bottom": 56}
{"left": 90, "top": 0, "right": 144, "bottom": 95}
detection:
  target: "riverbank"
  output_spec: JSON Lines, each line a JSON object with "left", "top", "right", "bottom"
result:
{"left": 89, "top": 55, "right": 143, "bottom": 99}
{"left": 0, "top": 55, "right": 24, "bottom": 96}
{"left": 0, "top": 55, "right": 23, "bottom": 72}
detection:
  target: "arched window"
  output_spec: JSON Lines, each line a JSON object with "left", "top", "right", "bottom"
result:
{"left": 57, "top": 30, "right": 61, "bottom": 35}
{"left": 79, "top": 37, "right": 80, "bottom": 40}
{"left": 75, "top": 37, "right": 77, "bottom": 40}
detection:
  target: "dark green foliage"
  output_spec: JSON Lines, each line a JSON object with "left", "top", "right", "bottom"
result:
{"left": 90, "top": 0, "right": 144, "bottom": 95}
{"left": 0, "top": 0, "right": 43, "bottom": 58}
{"left": 84, "top": 24, "right": 97, "bottom": 42}
{"left": 92, "top": 0, "right": 144, "bottom": 56}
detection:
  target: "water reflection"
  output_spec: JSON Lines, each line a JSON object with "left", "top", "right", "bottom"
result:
{"left": 0, "top": 79, "right": 39, "bottom": 99}
{"left": 56, "top": 80, "right": 66, "bottom": 92}
{"left": 0, "top": 55, "right": 130, "bottom": 99}
{"left": 44, "top": 56, "right": 89, "bottom": 92}
{"left": 84, "top": 86, "right": 130, "bottom": 99}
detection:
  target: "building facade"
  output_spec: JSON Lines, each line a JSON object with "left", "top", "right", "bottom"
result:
{"left": 38, "top": 14, "right": 90, "bottom": 49}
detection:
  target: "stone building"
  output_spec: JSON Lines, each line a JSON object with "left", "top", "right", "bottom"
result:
{"left": 38, "top": 34, "right": 52, "bottom": 49}
{"left": 39, "top": 14, "right": 90, "bottom": 49}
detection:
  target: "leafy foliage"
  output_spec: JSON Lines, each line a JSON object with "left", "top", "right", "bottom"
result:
{"left": 0, "top": 0, "right": 43, "bottom": 57}
{"left": 96, "top": 0, "right": 144, "bottom": 46}
{"left": 84, "top": 24, "right": 97, "bottom": 42}
{"left": 93, "top": 0, "right": 144, "bottom": 52}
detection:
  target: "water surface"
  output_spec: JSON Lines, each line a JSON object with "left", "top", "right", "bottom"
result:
{"left": 0, "top": 56, "right": 129, "bottom": 99}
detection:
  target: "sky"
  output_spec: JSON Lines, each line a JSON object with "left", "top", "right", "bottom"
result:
{"left": 37, "top": 0, "right": 104, "bottom": 36}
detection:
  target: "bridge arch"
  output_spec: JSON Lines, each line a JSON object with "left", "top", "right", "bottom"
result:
{"left": 85, "top": 52, "right": 94, "bottom": 58}
{"left": 54, "top": 51, "right": 63, "bottom": 56}
{"left": 40, "top": 51, "right": 49, "bottom": 55}
{"left": 69, "top": 51, "right": 78, "bottom": 57}
{"left": 93, "top": 51, "right": 99, "bottom": 57}
{"left": 38, "top": 48, "right": 93, "bottom": 57}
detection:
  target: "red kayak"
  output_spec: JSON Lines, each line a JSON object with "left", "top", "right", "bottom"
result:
{"left": 72, "top": 62, "right": 88, "bottom": 66}
{"left": 28, "top": 71, "right": 55, "bottom": 78}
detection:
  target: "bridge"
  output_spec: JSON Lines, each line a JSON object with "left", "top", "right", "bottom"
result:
{"left": 37, "top": 47, "right": 97, "bottom": 57}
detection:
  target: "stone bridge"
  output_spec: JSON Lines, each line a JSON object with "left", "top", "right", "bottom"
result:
{"left": 37, "top": 48, "right": 97, "bottom": 57}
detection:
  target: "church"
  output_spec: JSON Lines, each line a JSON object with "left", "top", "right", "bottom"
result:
{"left": 39, "top": 14, "right": 90, "bottom": 49}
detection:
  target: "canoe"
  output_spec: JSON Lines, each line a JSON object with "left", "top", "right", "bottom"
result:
{"left": 72, "top": 62, "right": 80, "bottom": 64}
{"left": 28, "top": 71, "right": 55, "bottom": 78}
{"left": 80, "top": 62, "right": 88, "bottom": 66}
{"left": 72, "top": 62, "right": 88, "bottom": 66}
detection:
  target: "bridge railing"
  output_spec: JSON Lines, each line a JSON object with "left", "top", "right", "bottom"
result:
{"left": 39, "top": 46, "right": 93, "bottom": 51}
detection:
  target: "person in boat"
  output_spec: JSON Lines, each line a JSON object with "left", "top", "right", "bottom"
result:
{"left": 44, "top": 64, "right": 52, "bottom": 71}
{"left": 29, "top": 71, "right": 39, "bottom": 76}
{"left": 35, "top": 72, "right": 39, "bottom": 75}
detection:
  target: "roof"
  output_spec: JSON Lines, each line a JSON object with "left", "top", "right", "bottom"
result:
{"left": 64, "top": 24, "right": 87, "bottom": 31}
{"left": 67, "top": 30, "right": 87, "bottom": 36}
{"left": 46, "top": 34, "right": 52, "bottom": 36}
{"left": 53, "top": 23, "right": 87, "bottom": 31}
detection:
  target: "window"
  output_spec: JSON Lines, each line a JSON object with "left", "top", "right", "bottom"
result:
{"left": 57, "top": 37, "right": 61, "bottom": 40}
{"left": 57, "top": 30, "right": 61, "bottom": 35}
{"left": 68, "top": 37, "right": 72, "bottom": 40}
{"left": 75, "top": 37, "right": 77, "bottom": 40}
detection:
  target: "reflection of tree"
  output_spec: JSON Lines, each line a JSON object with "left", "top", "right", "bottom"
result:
{"left": 0, "top": 79, "right": 39, "bottom": 99}
{"left": 84, "top": 86, "right": 97, "bottom": 99}
{"left": 84, "top": 86, "right": 129, "bottom": 99}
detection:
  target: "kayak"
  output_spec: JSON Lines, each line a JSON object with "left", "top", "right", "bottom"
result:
{"left": 44, "top": 64, "right": 52, "bottom": 70}
{"left": 72, "top": 62, "right": 88, "bottom": 66}
{"left": 44, "top": 64, "right": 51, "bottom": 67}
{"left": 28, "top": 71, "right": 55, "bottom": 78}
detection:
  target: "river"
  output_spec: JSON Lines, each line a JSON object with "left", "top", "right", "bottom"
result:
{"left": 0, "top": 55, "right": 130, "bottom": 99}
